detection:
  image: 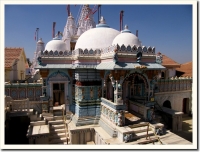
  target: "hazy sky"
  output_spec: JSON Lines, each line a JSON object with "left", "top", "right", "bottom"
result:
{"left": 5, "top": 4, "right": 192, "bottom": 64}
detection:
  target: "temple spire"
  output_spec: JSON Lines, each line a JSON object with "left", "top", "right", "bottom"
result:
{"left": 76, "top": 5, "right": 96, "bottom": 34}
{"left": 62, "top": 12, "right": 76, "bottom": 40}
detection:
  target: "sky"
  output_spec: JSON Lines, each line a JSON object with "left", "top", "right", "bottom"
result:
{"left": 4, "top": 4, "right": 193, "bottom": 64}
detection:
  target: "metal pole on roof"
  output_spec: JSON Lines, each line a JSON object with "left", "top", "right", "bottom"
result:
{"left": 98, "top": 5, "right": 101, "bottom": 24}
{"left": 36, "top": 28, "right": 39, "bottom": 41}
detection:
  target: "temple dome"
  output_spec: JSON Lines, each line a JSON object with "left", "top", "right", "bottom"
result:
{"left": 45, "top": 37, "right": 66, "bottom": 52}
{"left": 75, "top": 17, "right": 120, "bottom": 50}
{"left": 112, "top": 25, "right": 141, "bottom": 47}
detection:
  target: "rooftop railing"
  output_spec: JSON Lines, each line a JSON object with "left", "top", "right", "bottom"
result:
{"left": 157, "top": 78, "right": 192, "bottom": 92}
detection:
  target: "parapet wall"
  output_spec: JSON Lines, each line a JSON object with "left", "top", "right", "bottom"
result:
{"left": 5, "top": 83, "right": 42, "bottom": 100}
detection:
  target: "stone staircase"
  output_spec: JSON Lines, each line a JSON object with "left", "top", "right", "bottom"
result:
{"left": 43, "top": 109, "right": 69, "bottom": 145}
{"left": 124, "top": 122, "right": 164, "bottom": 144}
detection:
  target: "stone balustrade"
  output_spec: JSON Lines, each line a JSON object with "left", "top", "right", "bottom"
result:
{"left": 5, "top": 83, "right": 42, "bottom": 100}
{"left": 5, "top": 96, "right": 48, "bottom": 113}
{"left": 157, "top": 78, "right": 192, "bottom": 92}
{"left": 101, "top": 98, "right": 126, "bottom": 126}
{"left": 101, "top": 97, "right": 126, "bottom": 110}
{"left": 101, "top": 103, "right": 118, "bottom": 125}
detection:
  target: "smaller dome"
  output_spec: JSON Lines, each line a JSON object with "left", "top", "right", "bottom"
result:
{"left": 112, "top": 25, "right": 141, "bottom": 47}
{"left": 45, "top": 37, "right": 66, "bottom": 52}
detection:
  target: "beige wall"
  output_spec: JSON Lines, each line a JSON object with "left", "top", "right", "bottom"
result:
{"left": 17, "top": 54, "right": 26, "bottom": 80}
{"left": 5, "top": 51, "right": 27, "bottom": 82}
{"left": 155, "top": 90, "right": 192, "bottom": 113}
{"left": 5, "top": 70, "right": 10, "bottom": 82}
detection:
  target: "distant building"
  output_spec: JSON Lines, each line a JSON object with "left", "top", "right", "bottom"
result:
{"left": 161, "top": 54, "right": 181, "bottom": 79}
{"left": 5, "top": 47, "right": 28, "bottom": 82}
{"left": 176, "top": 61, "right": 192, "bottom": 77}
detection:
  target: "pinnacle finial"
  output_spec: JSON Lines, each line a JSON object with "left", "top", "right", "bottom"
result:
{"left": 124, "top": 25, "right": 128, "bottom": 29}
{"left": 100, "top": 16, "right": 106, "bottom": 24}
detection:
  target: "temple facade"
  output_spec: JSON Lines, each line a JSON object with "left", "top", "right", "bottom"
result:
{"left": 34, "top": 12, "right": 192, "bottom": 125}
{"left": 4, "top": 5, "right": 192, "bottom": 145}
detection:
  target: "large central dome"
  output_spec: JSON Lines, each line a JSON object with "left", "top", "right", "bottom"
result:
{"left": 75, "top": 17, "right": 120, "bottom": 50}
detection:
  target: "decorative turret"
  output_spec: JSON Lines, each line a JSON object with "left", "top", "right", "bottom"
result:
{"left": 36, "top": 38, "right": 45, "bottom": 52}
{"left": 30, "top": 38, "right": 45, "bottom": 75}
{"left": 62, "top": 13, "right": 77, "bottom": 41}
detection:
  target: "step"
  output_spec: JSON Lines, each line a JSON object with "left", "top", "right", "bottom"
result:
{"left": 48, "top": 120, "right": 63, "bottom": 125}
{"left": 50, "top": 128, "right": 67, "bottom": 134}
{"left": 53, "top": 111, "right": 63, "bottom": 116}
{"left": 51, "top": 124, "right": 65, "bottom": 129}
{"left": 49, "top": 132, "right": 67, "bottom": 139}
{"left": 132, "top": 131, "right": 154, "bottom": 141}
{"left": 49, "top": 137, "right": 67, "bottom": 144}
{"left": 42, "top": 113, "right": 53, "bottom": 117}
{"left": 44, "top": 116, "right": 54, "bottom": 121}
{"left": 130, "top": 126, "right": 150, "bottom": 133}
{"left": 137, "top": 137, "right": 158, "bottom": 144}
{"left": 53, "top": 116, "right": 66, "bottom": 120}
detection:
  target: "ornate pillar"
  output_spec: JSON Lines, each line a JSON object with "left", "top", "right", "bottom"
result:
{"left": 68, "top": 69, "right": 73, "bottom": 111}
{"left": 102, "top": 78, "right": 105, "bottom": 98}
{"left": 65, "top": 81, "right": 69, "bottom": 112}
{"left": 115, "top": 112, "right": 118, "bottom": 125}
{"left": 49, "top": 82, "right": 53, "bottom": 98}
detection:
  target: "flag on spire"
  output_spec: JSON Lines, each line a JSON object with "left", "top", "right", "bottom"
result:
{"left": 85, "top": 5, "right": 97, "bottom": 20}
{"left": 92, "top": 9, "right": 97, "bottom": 14}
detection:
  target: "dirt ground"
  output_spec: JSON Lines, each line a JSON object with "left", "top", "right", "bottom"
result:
{"left": 172, "top": 115, "right": 193, "bottom": 142}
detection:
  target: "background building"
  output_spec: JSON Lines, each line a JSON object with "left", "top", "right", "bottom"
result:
{"left": 5, "top": 47, "right": 28, "bottom": 82}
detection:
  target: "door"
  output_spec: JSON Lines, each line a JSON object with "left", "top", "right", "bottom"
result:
{"left": 53, "top": 83, "right": 65, "bottom": 106}
{"left": 182, "top": 98, "right": 189, "bottom": 114}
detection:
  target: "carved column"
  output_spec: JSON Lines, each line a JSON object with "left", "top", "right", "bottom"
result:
{"left": 65, "top": 81, "right": 69, "bottom": 112}
{"left": 101, "top": 78, "right": 104, "bottom": 98}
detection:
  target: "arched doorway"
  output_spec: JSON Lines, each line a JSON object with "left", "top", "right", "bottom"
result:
{"left": 163, "top": 100, "right": 171, "bottom": 109}
{"left": 122, "top": 72, "right": 148, "bottom": 101}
